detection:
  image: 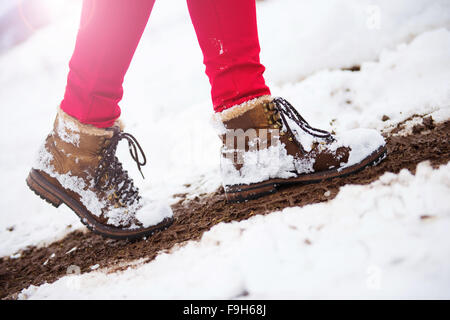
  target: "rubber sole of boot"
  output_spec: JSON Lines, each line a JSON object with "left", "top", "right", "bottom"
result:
{"left": 225, "top": 145, "right": 388, "bottom": 203}
{"left": 26, "top": 169, "right": 173, "bottom": 240}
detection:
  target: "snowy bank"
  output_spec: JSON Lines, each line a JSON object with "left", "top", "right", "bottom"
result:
{"left": 19, "top": 162, "right": 450, "bottom": 299}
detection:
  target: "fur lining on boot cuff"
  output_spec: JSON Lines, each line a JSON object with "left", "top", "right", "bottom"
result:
{"left": 57, "top": 106, "right": 124, "bottom": 137}
{"left": 211, "top": 95, "right": 272, "bottom": 133}
{"left": 217, "top": 95, "right": 272, "bottom": 123}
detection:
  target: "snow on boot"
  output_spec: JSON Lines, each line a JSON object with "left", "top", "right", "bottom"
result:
{"left": 27, "top": 108, "right": 173, "bottom": 239}
{"left": 214, "top": 96, "right": 387, "bottom": 202}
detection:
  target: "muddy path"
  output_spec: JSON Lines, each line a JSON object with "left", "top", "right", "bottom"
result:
{"left": 1, "top": 118, "right": 449, "bottom": 299}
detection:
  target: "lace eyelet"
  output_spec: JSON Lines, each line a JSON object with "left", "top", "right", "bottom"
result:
{"left": 94, "top": 131, "right": 146, "bottom": 207}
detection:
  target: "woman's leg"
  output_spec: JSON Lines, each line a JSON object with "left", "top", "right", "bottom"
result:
{"left": 61, "top": 0, "right": 155, "bottom": 128}
{"left": 186, "top": 0, "right": 271, "bottom": 112}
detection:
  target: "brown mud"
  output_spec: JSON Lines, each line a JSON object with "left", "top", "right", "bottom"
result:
{"left": 1, "top": 118, "right": 449, "bottom": 299}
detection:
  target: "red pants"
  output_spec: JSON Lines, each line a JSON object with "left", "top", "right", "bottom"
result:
{"left": 61, "top": 0, "right": 271, "bottom": 128}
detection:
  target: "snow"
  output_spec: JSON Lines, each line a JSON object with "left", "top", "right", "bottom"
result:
{"left": 331, "top": 128, "right": 386, "bottom": 168}
{"left": 0, "top": 0, "right": 449, "bottom": 298}
{"left": 55, "top": 114, "right": 80, "bottom": 147}
{"left": 19, "top": 162, "right": 450, "bottom": 299}
{"left": 65, "top": 247, "right": 76, "bottom": 255}
{"left": 274, "top": 27, "right": 450, "bottom": 134}
{"left": 259, "top": 0, "right": 450, "bottom": 85}
{"left": 134, "top": 199, "right": 173, "bottom": 228}
{"left": 221, "top": 143, "right": 298, "bottom": 186}
{"left": 90, "top": 264, "right": 99, "bottom": 271}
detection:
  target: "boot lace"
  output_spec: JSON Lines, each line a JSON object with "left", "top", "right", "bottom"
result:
{"left": 271, "top": 97, "right": 335, "bottom": 154}
{"left": 94, "top": 130, "right": 147, "bottom": 207}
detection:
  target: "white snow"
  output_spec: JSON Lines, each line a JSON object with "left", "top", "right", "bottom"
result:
{"left": 18, "top": 162, "right": 450, "bottom": 299}
{"left": 65, "top": 247, "right": 76, "bottom": 255}
{"left": 55, "top": 114, "right": 80, "bottom": 147}
{"left": 331, "top": 128, "right": 386, "bottom": 169}
{"left": 0, "top": 0, "right": 449, "bottom": 298}
{"left": 221, "top": 142, "right": 298, "bottom": 186}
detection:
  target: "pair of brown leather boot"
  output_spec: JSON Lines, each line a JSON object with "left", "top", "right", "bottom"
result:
{"left": 28, "top": 97, "right": 386, "bottom": 239}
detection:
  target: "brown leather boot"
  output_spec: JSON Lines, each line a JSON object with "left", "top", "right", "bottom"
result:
{"left": 214, "top": 96, "right": 387, "bottom": 202}
{"left": 26, "top": 108, "right": 173, "bottom": 239}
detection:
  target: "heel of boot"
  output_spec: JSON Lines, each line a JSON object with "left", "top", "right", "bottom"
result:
{"left": 225, "top": 182, "right": 277, "bottom": 203}
{"left": 26, "top": 170, "right": 62, "bottom": 208}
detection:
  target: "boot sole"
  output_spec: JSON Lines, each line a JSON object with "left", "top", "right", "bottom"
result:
{"left": 26, "top": 169, "right": 173, "bottom": 240}
{"left": 225, "top": 145, "right": 388, "bottom": 203}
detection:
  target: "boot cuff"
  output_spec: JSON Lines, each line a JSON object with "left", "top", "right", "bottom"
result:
{"left": 211, "top": 95, "right": 272, "bottom": 133}
{"left": 216, "top": 95, "right": 272, "bottom": 123}
{"left": 57, "top": 107, "right": 124, "bottom": 137}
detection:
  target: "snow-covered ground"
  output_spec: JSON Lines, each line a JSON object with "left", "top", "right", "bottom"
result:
{"left": 19, "top": 162, "right": 450, "bottom": 299}
{"left": 0, "top": 0, "right": 449, "bottom": 298}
